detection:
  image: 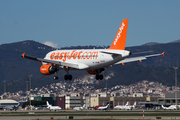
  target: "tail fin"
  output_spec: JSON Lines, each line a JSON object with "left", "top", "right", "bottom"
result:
{"left": 46, "top": 101, "right": 50, "bottom": 106}
{"left": 106, "top": 104, "right": 109, "bottom": 108}
{"left": 108, "top": 19, "right": 128, "bottom": 50}
{"left": 83, "top": 104, "right": 85, "bottom": 108}
{"left": 125, "top": 101, "right": 129, "bottom": 106}
{"left": 134, "top": 102, "right": 136, "bottom": 106}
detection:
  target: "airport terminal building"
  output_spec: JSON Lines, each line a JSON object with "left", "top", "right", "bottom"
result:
{"left": 33, "top": 92, "right": 160, "bottom": 109}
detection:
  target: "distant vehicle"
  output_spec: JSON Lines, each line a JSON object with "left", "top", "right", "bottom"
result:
{"left": 98, "top": 103, "right": 109, "bottom": 110}
{"left": 94, "top": 102, "right": 109, "bottom": 110}
{"left": 161, "top": 105, "right": 177, "bottom": 110}
{"left": 46, "top": 101, "right": 62, "bottom": 111}
{"left": 73, "top": 104, "right": 86, "bottom": 111}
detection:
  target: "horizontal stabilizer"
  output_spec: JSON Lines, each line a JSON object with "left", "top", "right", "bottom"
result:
{"left": 115, "top": 52, "right": 164, "bottom": 65}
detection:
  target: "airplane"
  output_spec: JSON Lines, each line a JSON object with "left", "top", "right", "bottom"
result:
{"left": 161, "top": 105, "right": 177, "bottom": 110}
{"left": 114, "top": 101, "right": 129, "bottom": 110}
{"left": 21, "top": 19, "right": 164, "bottom": 80}
{"left": 46, "top": 101, "right": 62, "bottom": 111}
{"left": 122, "top": 102, "right": 137, "bottom": 110}
{"left": 97, "top": 103, "right": 109, "bottom": 110}
{"left": 73, "top": 104, "right": 86, "bottom": 111}
{"left": 94, "top": 102, "right": 109, "bottom": 110}
{"left": 93, "top": 105, "right": 102, "bottom": 110}
{"left": 3, "top": 102, "right": 22, "bottom": 111}
{"left": 3, "top": 105, "right": 18, "bottom": 111}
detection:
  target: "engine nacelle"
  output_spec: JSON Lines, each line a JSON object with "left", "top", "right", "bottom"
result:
{"left": 40, "top": 64, "right": 57, "bottom": 75}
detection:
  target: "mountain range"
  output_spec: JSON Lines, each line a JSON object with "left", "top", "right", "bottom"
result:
{"left": 0, "top": 40, "right": 180, "bottom": 94}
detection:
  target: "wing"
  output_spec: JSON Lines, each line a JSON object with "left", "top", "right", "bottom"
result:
{"left": 115, "top": 52, "right": 164, "bottom": 65}
{"left": 21, "top": 53, "right": 89, "bottom": 69}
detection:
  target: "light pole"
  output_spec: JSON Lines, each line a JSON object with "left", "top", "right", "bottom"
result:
{"left": 173, "top": 67, "right": 178, "bottom": 106}
{"left": 105, "top": 76, "right": 110, "bottom": 93}
{"left": 29, "top": 74, "right": 33, "bottom": 110}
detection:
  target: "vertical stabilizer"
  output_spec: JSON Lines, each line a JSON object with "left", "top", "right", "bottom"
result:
{"left": 125, "top": 101, "right": 129, "bottom": 106}
{"left": 108, "top": 19, "right": 128, "bottom": 50}
{"left": 47, "top": 101, "right": 50, "bottom": 106}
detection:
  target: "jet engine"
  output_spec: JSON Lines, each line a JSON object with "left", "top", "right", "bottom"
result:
{"left": 40, "top": 64, "right": 57, "bottom": 75}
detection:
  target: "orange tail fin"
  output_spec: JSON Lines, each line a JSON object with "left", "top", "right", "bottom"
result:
{"left": 108, "top": 19, "right": 128, "bottom": 50}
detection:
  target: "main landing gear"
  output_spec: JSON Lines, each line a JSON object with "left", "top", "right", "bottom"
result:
{"left": 95, "top": 68, "right": 104, "bottom": 80}
{"left": 96, "top": 74, "right": 104, "bottom": 80}
{"left": 64, "top": 74, "right": 72, "bottom": 80}
{"left": 64, "top": 67, "right": 72, "bottom": 80}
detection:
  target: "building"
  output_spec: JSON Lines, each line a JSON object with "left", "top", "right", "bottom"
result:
{"left": 65, "top": 93, "right": 84, "bottom": 109}
{"left": 90, "top": 93, "right": 159, "bottom": 108}
{"left": 158, "top": 93, "right": 180, "bottom": 105}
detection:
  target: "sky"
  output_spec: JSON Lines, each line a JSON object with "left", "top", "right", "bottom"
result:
{"left": 0, "top": 0, "right": 180, "bottom": 48}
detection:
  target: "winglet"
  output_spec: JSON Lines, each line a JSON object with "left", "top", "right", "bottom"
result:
{"left": 162, "top": 52, "right": 165, "bottom": 57}
{"left": 22, "top": 52, "right": 25, "bottom": 58}
{"left": 108, "top": 19, "right": 129, "bottom": 50}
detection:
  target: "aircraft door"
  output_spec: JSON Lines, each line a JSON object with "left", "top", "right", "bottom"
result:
{"left": 100, "top": 54, "right": 105, "bottom": 62}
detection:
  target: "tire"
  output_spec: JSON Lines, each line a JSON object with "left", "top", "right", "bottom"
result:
{"left": 64, "top": 75, "right": 68, "bottom": 80}
{"left": 96, "top": 75, "right": 99, "bottom": 80}
{"left": 69, "top": 75, "right": 72, "bottom": 80}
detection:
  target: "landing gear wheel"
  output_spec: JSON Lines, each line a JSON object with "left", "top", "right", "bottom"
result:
{"left": 54, "top": 76, "right": 58, "bottom": 80}
{"left": 64, "top": 75, "right": 69, "bottom": 80}
{"left": 64, "top": 75, "right": 73, "bottom": 80}
{"left": 99, "top": 74, "right": 103, "bottom": 80}
{"left": 69, "top": 75, "right": 72, "bottom": 80}
{"left": 96, "top": 75, "right": 99, "bottom": 80}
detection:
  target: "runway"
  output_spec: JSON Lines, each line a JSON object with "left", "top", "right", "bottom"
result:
{"left": 0, "top": 110, "right": 180, "bottom": 120}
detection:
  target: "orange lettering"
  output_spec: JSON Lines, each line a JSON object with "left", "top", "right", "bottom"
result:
{"left": 86, "top": 52, "right": 91, "bottom": 59}
{"left": 55, "top": 52, "right": 59, "bottom": 60}
{"left": 78, "top": 51, "right": 83, "bottom": 59}
{"left": 82, "top": 52, "right": 87, "bottom": 59}
{"left": 90, "top": 52, "right": 98, "bottom": 59}
{"left": 50, "top": 52, "right": 55, "bottom": 60}
{"left": 73, "top": 52, "right": 78, "bottom": 59}
{"left": 63, "top": 52, "right": 69, "bottom": 62}
{"left": 59, "top": 52, "right": 64, "bottom": 60}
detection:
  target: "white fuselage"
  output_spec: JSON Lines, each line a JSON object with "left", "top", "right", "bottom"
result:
{"left": 114, "top": 102, "right": 136, "bottom": 110}
{"left": 73, "top": 107, "right": 83, "bottom": 111}
{"left": 48, "top": 105, "right": 62, "bottom": 110}
{"left": 162, "top": 105, "right": 177, "bottom": 110}
{"left": 44, "top": 49, "right": 130, "bottom": 70}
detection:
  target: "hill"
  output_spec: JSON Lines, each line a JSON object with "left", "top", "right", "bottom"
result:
{"left": 0, "top": 40, "right": 180, "bottom": 94}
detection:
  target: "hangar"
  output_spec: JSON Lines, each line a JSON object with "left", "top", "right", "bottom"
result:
{"left": 0, "top": 99, "right": 18, "bottom": 108}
